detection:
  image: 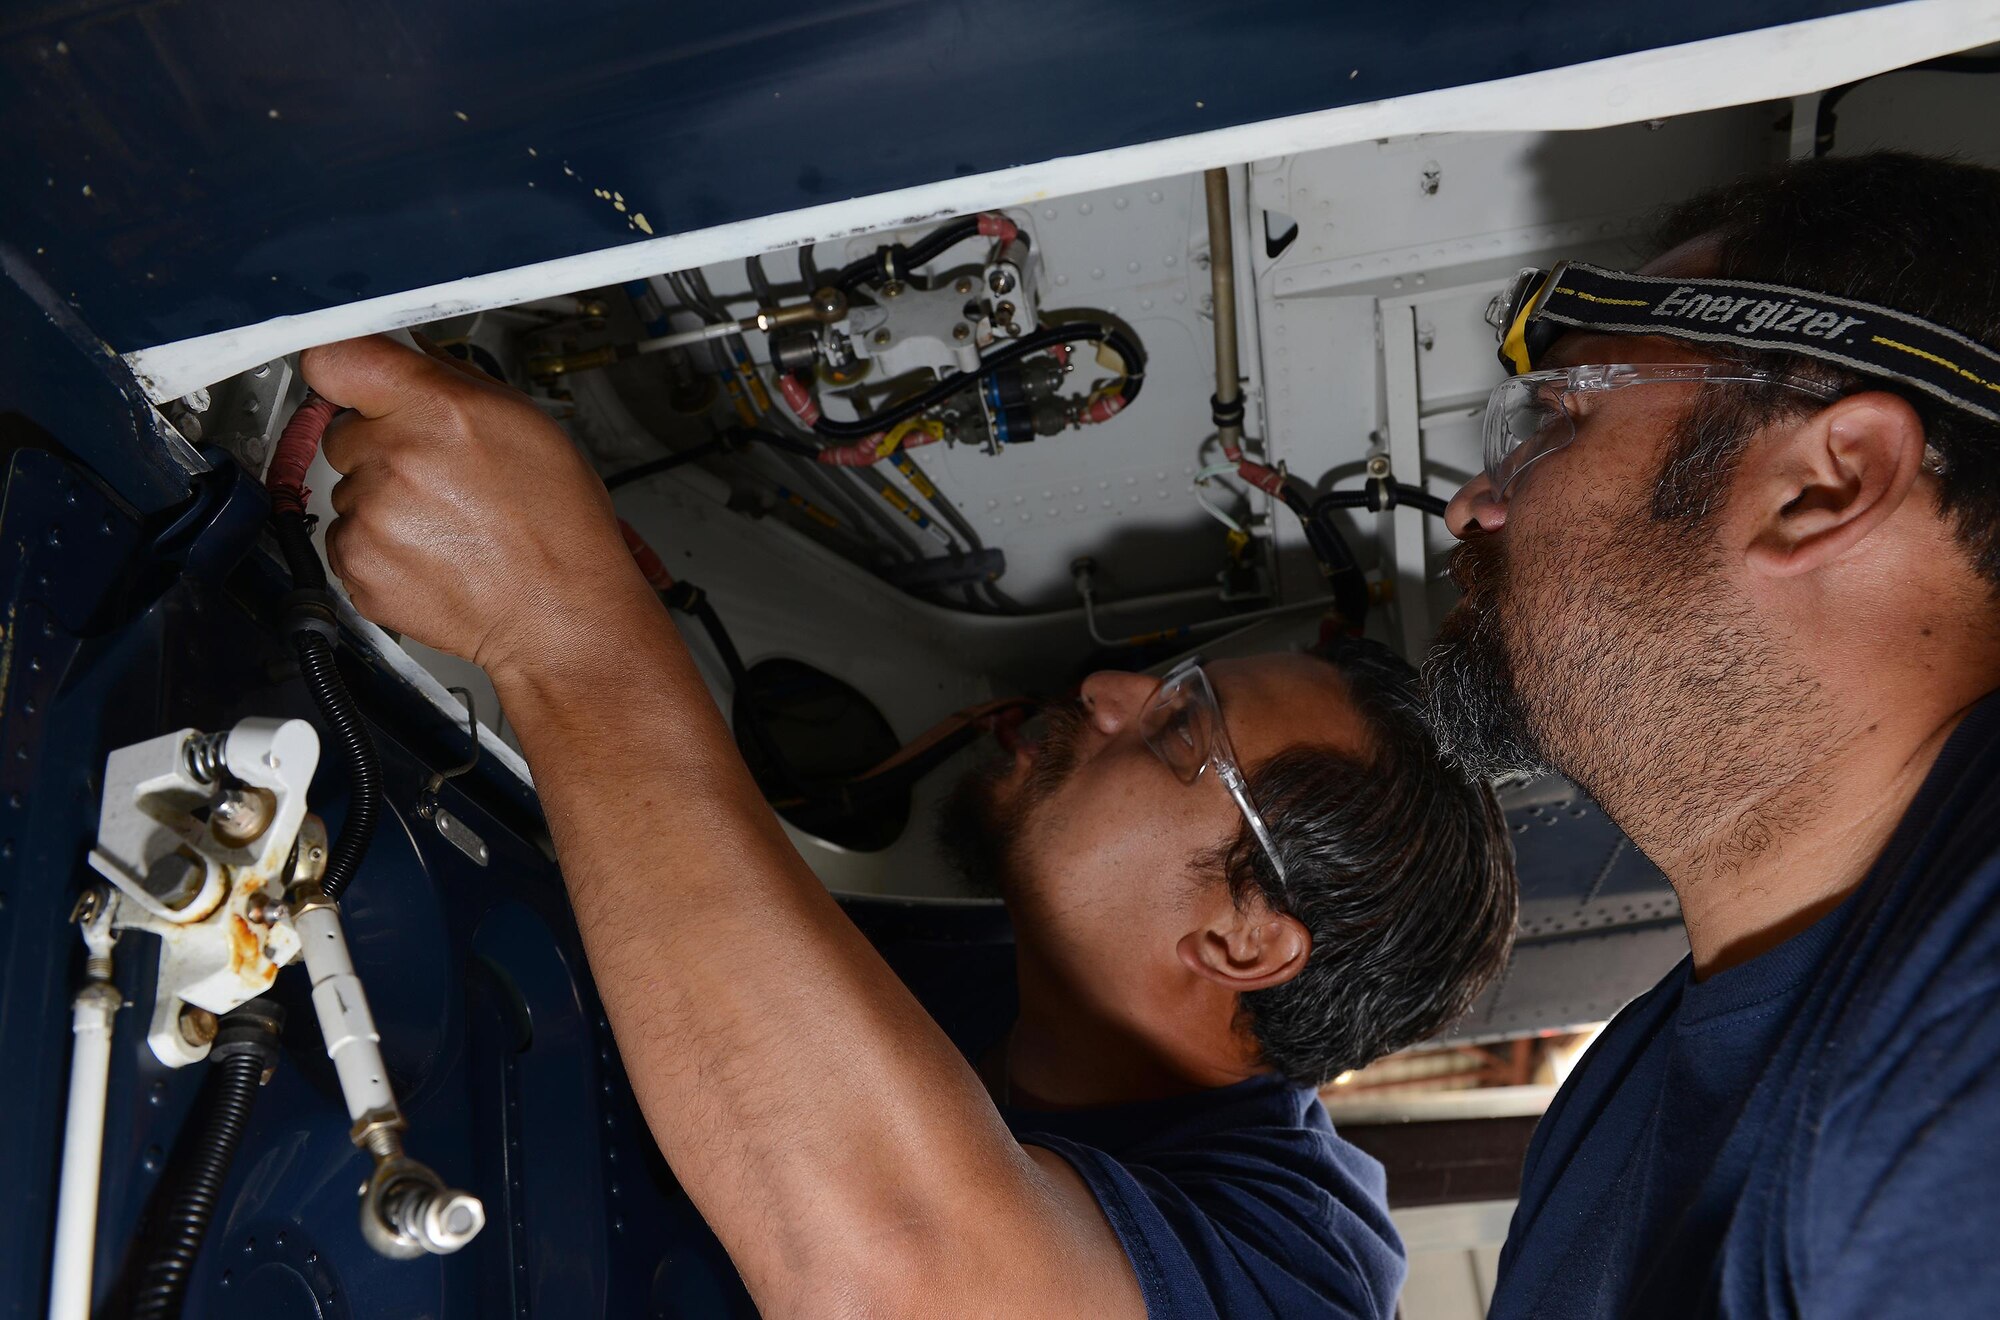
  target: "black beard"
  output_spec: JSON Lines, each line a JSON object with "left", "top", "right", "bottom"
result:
{"left": 1424, "top": 508, "right": 1829, "bottom": 876}
{"left": 935, "top": 698, "right": 1090, "bottom": 899}
{"left": 1423, "top": 536, "right": 1549, "bottom": 780}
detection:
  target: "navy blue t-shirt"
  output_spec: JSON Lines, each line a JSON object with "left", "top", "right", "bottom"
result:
{"left": 1004, "top": 1076, "right": 1404, "bottom": 1318}
{"left": 1494, "top": 686, "right": 2000, "bottom": 1319}
{"left": 852, "top": 903, "right": 1404, "bottom": 1318}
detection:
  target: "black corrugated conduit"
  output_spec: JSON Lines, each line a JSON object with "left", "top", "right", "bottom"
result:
{"left": 266, "top": 395, "right": 380, "bottom": 905}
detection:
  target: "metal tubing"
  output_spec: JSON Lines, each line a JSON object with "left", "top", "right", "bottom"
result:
{"left": 48, "top": 988, "right": 118, "bottom": 1320}
{"left": 1204, "top": 167, "right": 1242, "bottom": 455}
{"left": 48, "top": 895, "right": 119, "bottom": 1320}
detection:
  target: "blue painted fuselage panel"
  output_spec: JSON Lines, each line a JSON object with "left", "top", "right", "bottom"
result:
{"left": 0, "top": 444, "right": 752, "bottom": 1318}
{"left": 0, "top": 0, "right": 1886, "bottom": 351}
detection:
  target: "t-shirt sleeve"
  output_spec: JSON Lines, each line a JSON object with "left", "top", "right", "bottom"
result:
{"left": 1023, "top": 1127, "right": 1405, "bottom": 1320}
{"left": 1802, "top": 973, "right": 2000, "bottom": 1318}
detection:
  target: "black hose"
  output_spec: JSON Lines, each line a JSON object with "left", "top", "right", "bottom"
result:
{"left": 605, "top": 428, "right": 823, "bottom": 490}
{"left": 605, "top": 438, "right": 727, "bottom": 490}
{"left": 131, "top": 1002, "right": 283, "bottom": 1320}
{"left": 813, "top": 321, "right": 1145, "bottom": 440}
{"left": 271, "top": 506, "right": 327, "bottom": 593}
{"left": 294, "top": 632, "right": 380, "bottom": 903}
{"left": 745, "top": 253, "right": 776, "bottom": 305}
{"left": 270, "top": 508, "right": 380, "bottom": 904}
{"left": 833, "top": 216, "right": 984, "bottom": 292}
{"left": 1277, "top": 477, "right": 1370, "bottom": 628}
{"left": 1311, "top": 481, "right": 1449, "bottom": 519}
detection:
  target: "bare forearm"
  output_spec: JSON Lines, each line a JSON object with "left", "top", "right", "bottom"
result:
{"left": 489, "top": 587, "right": 1036, "bottom": 1303}
{"left": 296, "top": 335, "right": 1132, "bottom": 1314}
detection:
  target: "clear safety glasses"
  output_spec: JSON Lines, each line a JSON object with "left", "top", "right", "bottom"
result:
{"left": 1139, "top": 658, "right": 1288, "bottom": 884}
{"left": 1482, "top": 363, "right": 1838, "bottom": 498}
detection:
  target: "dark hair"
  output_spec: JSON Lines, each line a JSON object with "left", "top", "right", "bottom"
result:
{"left": 1207, "top": 635, "right": 1517, "bottom": 1085}
{"left": 1647, "top": 151, "right": 2000, "bottom": 589}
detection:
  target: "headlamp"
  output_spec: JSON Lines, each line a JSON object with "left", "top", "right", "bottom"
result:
{"left": 1487, "top": 260, "right": 2000, "bottom": 427}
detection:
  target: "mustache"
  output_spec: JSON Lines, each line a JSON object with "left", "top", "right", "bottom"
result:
{"left": 1023, "top": 696, "right": 1090, "bottom": 800}
{"left": 1446, "top": 535, "right": 1507, "bottom": 596}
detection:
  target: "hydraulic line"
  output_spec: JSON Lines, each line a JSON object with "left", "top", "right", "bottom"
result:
{"left": 266, "top": 396, "right": 381, "bottom": 904}
{"left": 131, "top": 1003, "right": 284, "bottom": 1320}
{"left": 654, "top": 282, "right": 929, "bottom": 563}
{"left": 1313, "top": 481, "right": 1450, "bottom": 519}
{"left": 832, "top": 213, "right": 1019, "bottom": 293}
{"left": 811, "top": 320, "right": 1145, "bottom": 440}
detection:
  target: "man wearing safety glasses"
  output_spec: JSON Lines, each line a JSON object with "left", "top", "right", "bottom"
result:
{"left": 1425, "top": 150, "right": 2000, "bottom": 1318}
{"left": 299, "top": 315, "right": 1518, "bottom": 1311}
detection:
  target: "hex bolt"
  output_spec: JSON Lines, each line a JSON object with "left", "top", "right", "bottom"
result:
{"left": 143, "top": 852, "right": 205, "bottom": 910}
{"left": 179, "top": 1004, "right": 219, "bottom": 1048}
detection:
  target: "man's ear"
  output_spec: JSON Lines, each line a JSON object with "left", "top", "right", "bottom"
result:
{"left": 1740, "top": 390, "right": 1927, "bottom": 578}
{"left": 1176, "top": 894, "right": 1310, "bottom": 993}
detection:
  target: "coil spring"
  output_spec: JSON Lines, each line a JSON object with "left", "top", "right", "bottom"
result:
{"left": 182, "top": 731, "right": 228, "bottom": 785}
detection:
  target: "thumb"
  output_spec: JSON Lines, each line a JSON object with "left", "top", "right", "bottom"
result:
{"left": 300, "top": 334, "right": 462, "bottom": 420}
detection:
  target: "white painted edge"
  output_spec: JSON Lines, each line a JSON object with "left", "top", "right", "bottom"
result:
{"left": 333, "top": 589, "right": 537, "bottom": 788}
{"left": 123, "top": 0, "right": 2000, "bottom": 402}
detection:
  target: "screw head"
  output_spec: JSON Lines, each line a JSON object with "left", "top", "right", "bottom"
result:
{"left": 951, "top": 323, "right": 971, "bottom": 342}
{"left": 211, "top": 786, "right": 275, "bottom": 846}
{"left": 871, "top": 328, "right": 892, "bottom": 347}
{"left": 880, "top": 281, "right": 905, "bottom": 299}
{"left": 987, "top": 266, "right": 1017, "bottom": 295}
{"left": 954, "top": 276, "right": 976, "bottom": 295}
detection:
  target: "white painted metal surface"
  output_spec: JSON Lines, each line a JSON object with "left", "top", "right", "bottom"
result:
{"left": 88, "top": 719, "right": 318, "bottom": 1066}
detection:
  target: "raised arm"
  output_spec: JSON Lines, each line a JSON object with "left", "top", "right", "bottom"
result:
{"left": 301, "top": 335, "right": 1141, "bottom": 1318}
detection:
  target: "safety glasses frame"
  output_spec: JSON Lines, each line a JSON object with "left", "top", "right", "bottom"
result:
{"left": 1139, "top": 657, "right": 1288, "bottom": 885}
{"left": 1481, "top": 362, "right": 1839, "bottom": 498}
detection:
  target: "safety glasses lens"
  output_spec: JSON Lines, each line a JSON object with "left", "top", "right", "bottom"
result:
{"left": 1483, "top": 374, "right": 1576, "bottom": 494}
{"left": 1140, "top": 666, "right": 1215, "bottom": 785}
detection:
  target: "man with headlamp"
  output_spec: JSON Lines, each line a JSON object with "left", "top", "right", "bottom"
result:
{"left": 1425, "top": 150, "right": 2000, "bottom": 1318}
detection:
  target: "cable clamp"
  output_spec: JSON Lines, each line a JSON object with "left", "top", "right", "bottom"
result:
{"left": 281, "top": 588, "right": 340, "bottom": 643}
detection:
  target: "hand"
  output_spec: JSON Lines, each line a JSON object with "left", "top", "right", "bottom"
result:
{"left": 300, "top": 334, "right": 650, "bottom": 680}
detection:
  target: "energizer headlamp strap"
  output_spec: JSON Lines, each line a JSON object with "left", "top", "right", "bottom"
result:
{"left": 1490, "top": 260, "right": 2000, "bottom": 426}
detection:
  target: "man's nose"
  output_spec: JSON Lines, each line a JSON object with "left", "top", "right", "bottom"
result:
{"left": 1444, "top": 471, "right": 1509, "bottom": 539}
{"left": 1078, "top": 670, "right": 1158, "bottom": 735}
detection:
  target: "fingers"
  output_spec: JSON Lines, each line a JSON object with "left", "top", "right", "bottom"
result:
{"left": 301, "top": 334, "right": 462, "bottom": 421}
{"left": 409, "top": 330, "right": 496, "bottom": 384}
